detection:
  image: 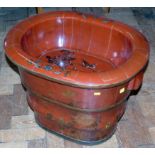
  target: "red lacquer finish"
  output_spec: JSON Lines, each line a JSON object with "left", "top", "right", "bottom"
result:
{"left": 4, "top": 11, "right": 149, "bottom": 144}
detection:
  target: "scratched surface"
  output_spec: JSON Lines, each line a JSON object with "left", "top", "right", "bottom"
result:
{"left": 0, "top": 7, "right": 155, "bottom": 148}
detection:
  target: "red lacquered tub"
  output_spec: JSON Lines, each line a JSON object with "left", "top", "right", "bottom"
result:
{"left": 4, "top": 11, "right": 149, "bottom": 144}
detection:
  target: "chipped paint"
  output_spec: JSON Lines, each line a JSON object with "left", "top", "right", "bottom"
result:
{"left": 120, "top": 87, "right": 125, "bottom": 94}
{"left": 44, "top": 65, "right": 52, "bottom": 71}
{"left": 34, "top": 62, "right": 41, "bottom": 68}
{"left": 105, "top": 122, "right": 111, "bottom": 129}
{"left": 54, "top": 71, "right": 61, "bottom": 75}
{"left": 94, "top": 92, "right": 101, "bottom": 96}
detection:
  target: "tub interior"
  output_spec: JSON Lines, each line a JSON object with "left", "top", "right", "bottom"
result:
{"left": 21, "top": 17, "right": 133, "bottom": 72}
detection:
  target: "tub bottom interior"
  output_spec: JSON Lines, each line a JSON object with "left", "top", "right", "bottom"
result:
{"left": 37, "top": 48, "right": 116, "bottom": 73}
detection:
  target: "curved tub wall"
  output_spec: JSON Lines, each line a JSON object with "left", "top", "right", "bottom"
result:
{"left": 21, "top": 18, "right": 132, "bottom": 67}
{"left": 20, "top": 69, "right": 130, "bottom": 110}
{"left": 4, "top": 11, "right": 149, "bottom": 144}
{"left": 20, "top": 68, "right": 129, "bottom": 143}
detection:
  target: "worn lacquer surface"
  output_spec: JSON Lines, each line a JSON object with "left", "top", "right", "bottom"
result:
{"left": 4, "top": 11, "right": 149, "bottom": 144}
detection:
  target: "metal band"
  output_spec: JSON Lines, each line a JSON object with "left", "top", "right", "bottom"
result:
{"left": 36, "top": 117, "right": 117, "bottom": 145}
{"left": 29, "top": 90, "right": 130, "bottom": 113}
{"left": 6, "top": 52, "right": 147, "bottom": 89}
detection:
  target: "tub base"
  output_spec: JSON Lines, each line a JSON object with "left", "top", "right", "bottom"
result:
{"left": 26, "top": 91, "right": 127, "bottom": 144}
{"left": 35, "top": 113, "right": 117, "bottom": 145}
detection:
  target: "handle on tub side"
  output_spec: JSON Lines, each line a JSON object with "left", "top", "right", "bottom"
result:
{"left": 127, "top": 71, "right": 144, "bottom": 91}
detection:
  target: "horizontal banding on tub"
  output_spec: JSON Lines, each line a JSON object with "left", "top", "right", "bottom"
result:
{"left": 4, "top": 11, "right": 149, "bottom": 144}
